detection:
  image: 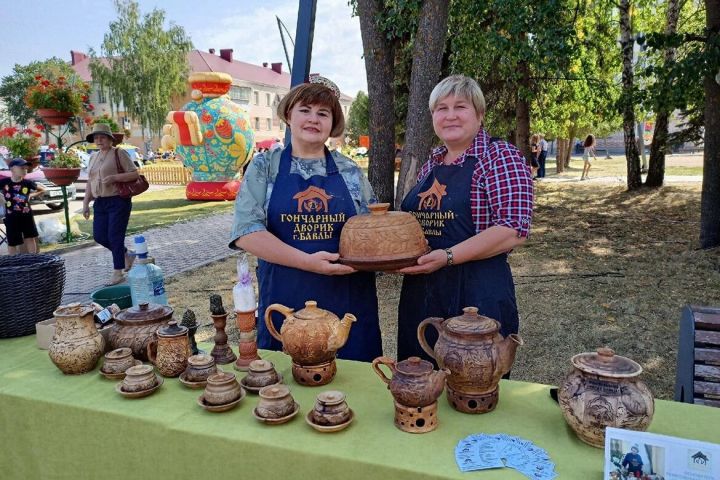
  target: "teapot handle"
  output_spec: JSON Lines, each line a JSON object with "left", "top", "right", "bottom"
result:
{"left": 146, "top": 339, "right": 158, "bottom": 365}
{"left": 417, "top": 317, "right": 443, "bottom": 362}
{"left": 264, "top": 304, "right": 294, "bottom": 342}
{"left": 371, "top": 356, "right": 396, "bottom": 385}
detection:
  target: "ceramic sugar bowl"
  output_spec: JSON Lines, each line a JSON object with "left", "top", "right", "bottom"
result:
{"left": 243, "top": 360, "right": 281, "bottom": 389}
{"left": 121, "top": 364, "right": 160, "bottom": 392}
{"left": 256, "top": 384, "right": 296, "bottom": 419}
{"left": 183, "top": 354, "right": 217, "bottom": 383}
{"left": 203, "top": 371, "right": 244, "bottom": 406}
{"left": 558, "top": 347, "right": 655, "bottom": 448}
{"left": 311, "top": 390, "right": 351, "bottom": 426}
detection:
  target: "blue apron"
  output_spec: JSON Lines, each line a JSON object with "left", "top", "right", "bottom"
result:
{"left": 398, "top": 150, "right": 519, "bottom": 363}
{"left": 257, "top": 146, "right": 382, "bottom": 362}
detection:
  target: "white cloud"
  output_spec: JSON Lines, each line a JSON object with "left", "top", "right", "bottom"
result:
{"left": 194, "top": 0, "right": 367, "bottom": 97}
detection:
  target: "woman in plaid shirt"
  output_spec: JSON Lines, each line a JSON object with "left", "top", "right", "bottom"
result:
{"left": 397, "top": 75, "right": 534, "bottom": 368}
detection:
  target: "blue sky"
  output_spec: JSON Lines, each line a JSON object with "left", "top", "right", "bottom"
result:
{"left": 0, "top": 0, "right": 368, "bottom": 95}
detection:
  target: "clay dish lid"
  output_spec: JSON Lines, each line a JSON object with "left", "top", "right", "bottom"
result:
{"left": 259, "top": 384, "right": 291, "bottom": 399}
{"left": 158, "top": 320, "right": 188, "bottom": 338}
{"left": 106, "top": 347, "right": 133, "bottom": 360}
{"left": 444, "top": 307, "right": 499, "bottom": 337}
{"left": 571, "top": 347, "right": 643, "bottom": 378}
{"left": 126, "top": 364, "right": 154, "bottom": 376}
{"left": 294, "top": 301, "right": 336, "bottom": 321}
{"left": 115, "top": 302, "right": 173, "bottom": 325}
{"left": 188, "top": 354, "right": 214, "bottom": 367}
{"left": 316, "top": 390, "right": 346, "bottom": 406}
{"left": 207, "top": 371, "right": 236, "bottom": 384}
{"left": 248, "top": 359, "right": 274, "bottom": 373}
{"left": 396, "top": 356, "right": 434, "bottom": 376}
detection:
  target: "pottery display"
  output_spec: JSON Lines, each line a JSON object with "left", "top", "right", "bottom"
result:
{"left": 183, "top": 354, "right": 217, "bottom": 383}
{"left": 203, "top": 371, "right": 244, "bottom": 406}
{"left": 120, "top": 364, "right": 160, "bottom": 393}
{"left": 418, "top": 307, "right": 523, "bottom": 414}
{"left": 338, "top": 203, "right": 430, "bottom": 271}
{"left": 242, "top": 360, "right": 281, "bottom": 389}
{"left": 372, "top": 356, "right": 449, "bottom": 408}
{"left": 558, "top": 347, "right": 655, "bottom": 448}
{"left": 310, "top": 390, "right": 351, "bottom": 426}
{"left": 48, "top": 303, "right": 105, "bottom": 375}
{"left": 147, "top": 321, "right": 191, "bottom": 378}
{"left": 265, "top": 300, "right": 355, "bottom": 385}
{"left": 109, "top": 302, "right": 173, "bottom": 361}
{"left": 305, "top": 409, "right": 354, "bottom": 433}
{"left": 255, "top": 384, "right": 297, "bottom": 419}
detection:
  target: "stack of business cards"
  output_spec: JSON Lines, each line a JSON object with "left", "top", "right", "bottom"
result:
{"left": 455, "top": 433, "right": 557, "bottom": 479}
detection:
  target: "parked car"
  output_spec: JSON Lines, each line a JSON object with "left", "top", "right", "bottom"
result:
{"left": 0, "top": 162, "right": 76, "bottom": 210}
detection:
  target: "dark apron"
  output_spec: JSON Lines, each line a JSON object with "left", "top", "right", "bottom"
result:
{"left": 257, "top": 146, "right": 382, "bottom": 362}
{"left": 398, "top": 152, "right": 519, "bottom": 363}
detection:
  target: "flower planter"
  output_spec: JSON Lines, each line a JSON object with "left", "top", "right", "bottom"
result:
{"left": 43, "top": 167, "right": 81, "bottom": 186}
{"left": 36, "top": 109, "right": 73, "bottom": 126}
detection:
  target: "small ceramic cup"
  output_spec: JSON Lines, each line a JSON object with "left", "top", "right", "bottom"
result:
{"left": 204, "top": 372, "right": 243, "bottom": 406}
{"left": 256, "top": 384, "right": 295, "bottom": 419}
{"left": 312, "top": 390, "right": 351, "bottom": 426}
{"left": 184, "top": 354, "right": 217, "bottom": 382}
{"left": 102, "top": 348, "right": 135, "bottom": 374}
{"left": 244, "top": 359, "right": 280, "bottom": 388}
{"left": 121, "top": 364, "right": 158, "bottom": 392}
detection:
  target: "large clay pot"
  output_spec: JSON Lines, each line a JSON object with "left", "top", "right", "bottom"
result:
{"left": 109, "top": 302, "right": 173, "bottom": 361}
{"left": 48, "top": 303, "right": 105, "bottom": 374}
{"left": 417, "top": 307, "right": 523, "bottom": 414}
{"left": 558, "top": 347, "right": 655, "bottom": 448}
{"left": 147, "top": 321, "right": 191, "bottom": 377}
{"left": 372, "top": 356, "right": 449, "bottom": 408}
{"left": 338, "top": 203, "right": 429, "bottom": 271}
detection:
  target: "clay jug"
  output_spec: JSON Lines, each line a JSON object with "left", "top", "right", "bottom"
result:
{"left": 372, "top": 356, "right": 449, "bottom": 407}
{"left": 147, "top": 321, "right": 191, "bottom": 378}
{"left": 417, "top": 307, "right": 523, "bottom": 413}
{"left": 49, "top": 303, "right": 105, "bottom": 374}
{"left": 264, "top": 301, "right": 356, "bottom": 365}
{"left": 558, "top": 347, "right": 655, "bottom": 448}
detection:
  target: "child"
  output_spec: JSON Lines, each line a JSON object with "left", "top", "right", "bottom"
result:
{"left": 1, "top": 158, "right": 46, "bottom": 254}
{"left": 581, "top": 134, "right": 598, "bottom": 180}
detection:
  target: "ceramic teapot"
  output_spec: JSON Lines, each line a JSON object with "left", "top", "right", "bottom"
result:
{"left": 417, "top": 307, "right": 523, "bottom": 413}
{"left": 109, "top": 302, "right": 173, "bottom": 361}
{"left": 372, "top": 356, "right": 449, "bottom": 407}
{"left": 558, "top": 347, "right": 655, "bottom": 448}
{"left": 264, "top": 301, "right": 356, "bottom": 365}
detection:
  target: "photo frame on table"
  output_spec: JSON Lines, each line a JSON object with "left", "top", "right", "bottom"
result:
{"left": 604, "top": 427, "right": 719, "bottom": 480}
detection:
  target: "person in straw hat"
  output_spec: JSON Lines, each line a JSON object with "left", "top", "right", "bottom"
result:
{"left": 82, "top": 122, "right": 139, "bottom": 285}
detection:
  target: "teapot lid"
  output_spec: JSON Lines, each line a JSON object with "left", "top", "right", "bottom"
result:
{"left": 316, "top": 390, "right": 346, "bottom": 406}
{"left": 158, "top": 320, "right": 188, "bottom": 337}
{"left": 396, "top": 356, "right": 434, "bottom": 376}
{"left": 571, "top": 347, "right": 643, "bottom": 378}
{"left": 116, "top": 302, "right": 173, "bottom": 322}
{"left": 294, "top": 301, "right": 336, "bottom": 321}
{"left": 444, "top": 307, "right": 499, "bottom": 336}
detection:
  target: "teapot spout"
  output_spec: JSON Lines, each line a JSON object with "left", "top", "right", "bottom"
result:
{"left": 498, "top": 334, "right": 524, "bottom": 376}
{"left": 431, "top": 368, "right": 451, "bottom": 399}
{"left": 328, "top": 313, "right": 357, "bottom": 351}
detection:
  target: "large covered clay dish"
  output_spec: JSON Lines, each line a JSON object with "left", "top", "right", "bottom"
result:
{"left": 339, "top": 203, "right": 429, "bottom": 271}
{"left": 109, "top": 302, "right": 173, "bottom": 361}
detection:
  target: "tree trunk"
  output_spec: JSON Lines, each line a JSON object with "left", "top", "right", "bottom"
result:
{"left": 619, "top": 0, "right": 642, "bottom": 190}
{"left": 514, "top": 36, "right": 531, "bottom": 161}
{"left": 700, "top": 0, "right": 720, "bottom": 248}
{"left": 646, "top": 0, "right": 681, "bottom": 188}
{"left": 556, "top": 138, "right": 567, "bottom": 173}
{"left": 565, "top": 125, "right": 577, "bottom": 169}
{"left": 357, "top": 0, "right": 397, "bottom": 204}
{"left": 395, "top": 0, "right": 450, "bottom": 209}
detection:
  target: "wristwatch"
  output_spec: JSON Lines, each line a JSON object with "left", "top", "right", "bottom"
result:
{"left": 444, "top": 248, "right": 454, "bottom": 266}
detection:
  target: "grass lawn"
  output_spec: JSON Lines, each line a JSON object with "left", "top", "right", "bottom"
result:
{"left": 544, "top": 154, "right": 703, "bottom": 179}
{"left": 165, "top": 181, "right": 719, "bottom": 400}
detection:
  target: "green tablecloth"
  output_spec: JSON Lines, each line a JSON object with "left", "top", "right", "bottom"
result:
{"left": 1, "top": 336, "right": 718, "bottom": 479}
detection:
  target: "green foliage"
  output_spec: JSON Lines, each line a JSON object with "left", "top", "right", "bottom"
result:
{"left": 89, "top": 0, "right": 193, "bottom": 137}
{"left": 0, "top": 126, "right": 42, "bottom": 158}
{"left": 25, "top": 74, "right": 92, "bottom": 116}
{"left": 50, "top": 151, "right": 82, "bottom": 168}
{"left": 91, "top": 114, "right": 120, "bottom": 132}
{"left": 346, "top": 91, "right": 369, "bottom": 142}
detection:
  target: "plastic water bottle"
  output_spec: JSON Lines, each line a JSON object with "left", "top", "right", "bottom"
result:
{"left": 128, "top": 235, "right": 168, "bottom": 306}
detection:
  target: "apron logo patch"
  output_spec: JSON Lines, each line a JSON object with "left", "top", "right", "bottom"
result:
{"left": 293, "top": 186, "right": 333, "bottom": 213}
{"left": 417, "top": 179, "right": 447, "bottom": 211}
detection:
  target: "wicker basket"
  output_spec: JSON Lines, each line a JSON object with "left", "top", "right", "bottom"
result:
{"left": 0, "top": 254, "right": 65, "bottom": 338}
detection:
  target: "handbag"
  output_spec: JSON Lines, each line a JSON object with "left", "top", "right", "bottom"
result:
{"left": 114, "top": 149, "right": 149, "bottom": 198}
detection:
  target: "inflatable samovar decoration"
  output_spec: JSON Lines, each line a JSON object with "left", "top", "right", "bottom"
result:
{"left": 163, "top": 72, "right": 254, "bottom": 200}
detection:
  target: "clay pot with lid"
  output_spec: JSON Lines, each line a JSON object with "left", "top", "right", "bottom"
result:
{"left": 418, "top": 307, "right": 523, "bottom": 414}
{"left": 147, "top": 321, "right": 191, "bottom": 378}
{"left": 338, "top": 203, "right": 429, "bottom": 271}
{"left": 558, "top": 347, "right": 655, "bottom": 448}
{"left": 373, "top": 356, "right": 449, "bottom": 408}
{"left": 244, "top": 360, "right": 281, "bottom": 388}
{"left": 256, "top": 384, "right": 296, "bottom": 418}
{"left": 311, "top": 390, "right": 351, "bottom": 426}
{"left": 109, "top": 302, "right": 173, "bottom": 361}
{"left": 184, "top": 354, "right": 217, "bottom": 382}
{"left": 204, "top": 371, "right": 243, "bottom": 406}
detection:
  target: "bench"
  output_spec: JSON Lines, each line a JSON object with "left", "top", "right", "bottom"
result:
{"left": 675, "top": 305, "right": 720, "bottom": 407}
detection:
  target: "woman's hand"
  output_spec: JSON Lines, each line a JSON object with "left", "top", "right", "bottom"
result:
{"left": 397, "top": 249, "right": 447, "bottom": 275}
{"left": 303, "top": 251, "right": 357, "bottom": 275}
{"left": 102, "top": 174, "right": 117, "bottom": 185}
{"left": 82, "top": 205, "right": 91, "bottom": 220}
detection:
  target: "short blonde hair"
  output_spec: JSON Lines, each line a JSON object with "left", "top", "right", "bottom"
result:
{"left": 429, "top": 75, "right": 486, "bottom": 116}
{"left": 277, "top": 83, "right": 345, "bottom": 138}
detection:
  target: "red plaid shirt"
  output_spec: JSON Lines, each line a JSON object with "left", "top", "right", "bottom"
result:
{"left": 417, "top": 128, "right": 533, "bottom": 238}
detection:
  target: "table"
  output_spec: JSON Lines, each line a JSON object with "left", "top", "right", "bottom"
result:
{"left": 1, "top": 336, "right": 718, "bottom": 479}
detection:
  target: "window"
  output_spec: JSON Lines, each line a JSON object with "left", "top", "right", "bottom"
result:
{"left": 254, "top": 117, "right": 260, "bottom": 130}
{"left": 254, "top": 91, "right": 259, "bottom": 105}
{"left": 266, "top": 93, "right": 271, "bottom": 106}
{"left": 229, "top": 86, "right": 251, "bottom": 103}
{"left": 266, "top": 118, "right": 271, "bottom": 130}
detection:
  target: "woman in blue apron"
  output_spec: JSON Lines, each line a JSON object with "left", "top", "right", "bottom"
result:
{"left": 396, "top": 75, "right": 534, "bottom": 365}
{"left": 230, "top": 79, "right": 382, "bottom": 362}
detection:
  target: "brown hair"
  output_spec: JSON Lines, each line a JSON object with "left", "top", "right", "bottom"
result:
{"left": 584, "top": 134, "right": 595, "bottom": 147}
{"left": 277, "top": 83, "right": 345, "bottom": 138}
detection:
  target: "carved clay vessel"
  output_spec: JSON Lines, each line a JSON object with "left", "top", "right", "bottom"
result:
{"left": 372, "top": 356, "right": 449, "bottom": 408}
{"left": 558, "top": 347, "right": 655, "bottom": 448}
{"left": 109, "top": 302, "right": 173, "bottom": 361}
{"left": 243, "top": 359, "right": 281, "bottom": 388}
{"left": 256, "top": 384, "right": 296, "bottom": 419}
{"left": 48, "top": 303, "right": 105, "bottom": 375}
{"left": 311, "top": 390, "right": 351, "bottom": 426}
{"left": 418, "top": 307, "right": 523, "bottom": 414}
{"left": 338, "top": 203, "right": 429, "bottom": 271}
{"left": 204, "top": 371, "right": 243, "bottom": 406}
{"left": 147, "top": 321, "right": 191, "bottom": 378}
{"left": 184, "top": 354, "right": 217, "bottom": 383}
